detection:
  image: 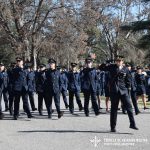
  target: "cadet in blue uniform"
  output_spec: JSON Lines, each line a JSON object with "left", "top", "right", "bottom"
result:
{"left": 12, "top": 57, "right": 33, "bottom": 120}
{"left": 0, "top": 62, "right": 5, "bottom": 119}
{"left": 0, "top": 63, "right": 9, "bottom": 111}
{"left": 35, "top": 64, "right": 48, "bottom": 115}
{"left": 146, "top": 65, "right": 150, "bottom": 102}
{"left": 59, "top": 66, "right": 69, "bottom": 109}
{"left": 67, "top": 63, "right": 83, "bottom": 114}
{"left": 126, "top": 64, "right": 140, "bottom": 115}
{"left": 96, "top": 67, "right": 102, "bottom": 109}
{"left": 45, "top": 59, "right": 64, "bottom": 119}
{"left": 26, "top": 65, "right": 37, "bottom": 111}
{"left": 80, "top": 58, "right": 100, "bottom": 117}
{"left": 100, "top": 55, "right": 138, "bottom": 132}
{"left": 135, "top": 66, "right": 149, "bottom": 110}
{"left": 7, "top": 62, "right": 16, "bottom": 115}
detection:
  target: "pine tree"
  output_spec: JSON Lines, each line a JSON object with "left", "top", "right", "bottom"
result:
{"left": 120, "top": 0, "right": 150, "bottom": 49}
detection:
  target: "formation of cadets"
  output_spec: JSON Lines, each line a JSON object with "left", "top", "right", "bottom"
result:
{"left": 0, "top": 55, "right": 150, "bottom": 132}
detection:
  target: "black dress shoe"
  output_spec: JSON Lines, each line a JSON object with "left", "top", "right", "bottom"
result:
{"left": 85, "top": 113, "right": 89, "bottom": 117}
{"left": 129, "top": 125, "right": 139, "bottom": 130}
{"left": 0, "top": 113, "right": 4, "bottom": 120}
{"left": 58, "top": 111, "right": 64, "bottom": 119}
{"left": 5, "top": 108, "right": 9, "bottom": 112}
{"left": 52, "top": 109, "right": 54, "bottom": 113}
{"left": 79, "top": 107, "right": 83, "bottom": 111}
{"left": 13, "top": 116, "right": 18, "bottom": 120}
{"left": 28, "top": 115, "right": 34, "bottom": 118}
{"left": 144, "top": 107, "right": 149, "bottom": 110}
{"left": 48, "top": 114, "right": 52, "bottom": 119}
{"left": 122, "top": 110, "right": 127, "bottom": 114}
{"left": 95, "top": 112, "right": 101, "bottom": 116}
{"left": 39, "top": 112, "right": 43, "bottom": 116}
{"left": 32, "top": 108, "right": 37, "bottom": 111}
{"left": 111, "top": 128, "right": 116, "bottom": 132}
{"left": 135, "top": 111, "right": 141, "bottom": 115}
{"left": 65, "top": 105, "right": 69, "bottom": 109}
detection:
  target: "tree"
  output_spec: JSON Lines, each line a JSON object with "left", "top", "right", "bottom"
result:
{"left": 120, "top": 0, "right": 150, "bottom": 64}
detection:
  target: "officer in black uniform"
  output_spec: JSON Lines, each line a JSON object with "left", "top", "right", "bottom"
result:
{"left": 7, "top": 62, "right": 16, "bottom": 115}
{"left": 100, "top": 55, "right": 138, "bottom": 132}
{"left": 26, "top": 65, "right": 37, "bottom": 111}
{"left": 67, "top": 63, "right": 83, "bottom": 114}
{"left": 35, "top": 64, "right": 48, "bottom": 115}
{"left": 12, "top": 57, "right": 33, "bottom": 120}
{"left": 80, "top": 58, "right": 100, "bottom": 117}
{"left": 45, "top": 58, "right": 64, "bottom": 119}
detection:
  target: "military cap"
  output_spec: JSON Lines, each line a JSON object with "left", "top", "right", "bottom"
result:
{"left": 0, "top": 62, "right": 4, "bottom": 66}
{"left": 48, "top": 58, "right": 56, "bottom": 64}
{"left": 136, "top": 66, "right": 143, "bottom": 70}
{"left": 115, "top": 55, "right": 124, "bottom": 61}
{"left": 16, "top": 57, "right": 23, "bottom": 61}
{"left": 126, "top": 63, "right": 131, "bottom": 67}
{"left": 56, "top": 65, "right": 61, "bottom": 70}
{"left": 71, "top": 63, "right": 77, "bottom": 67}
{"left": 39, "top": 64, "right": 46, "bottom": 68}
{"left": 85, "top": 57, "right": 93, "bottom": 63}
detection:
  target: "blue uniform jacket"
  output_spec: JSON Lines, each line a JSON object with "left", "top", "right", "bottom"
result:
{"left": 80, "top": 68, "right": 98, "bottom": 92}
{"left": 67, "top": 71, "right": 81, "bottom": 92}
{"left": 12, "top": 67, "right": 28, "bottom": 92}
{"left": 45, "top": 69, "right": 61, "bottom": 94}
{"left": 60, "top": 71, "right": 68, "bottom": 91}
{"left": 27, "top": 71, "right": 36, "bottom": 92}
{"left": 35, "top": 70, "right": 46, "bottom": 93}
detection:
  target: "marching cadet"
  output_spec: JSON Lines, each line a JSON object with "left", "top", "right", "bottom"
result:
{"left": 12, "top": 57, "right": 33, "bottom": 120}
{"left": 35, "top": 64, "right": 47, "bottom": 115}
{"left": 45, "top": 58, "right": 64, "bottom": 119}
{"left": 80, "top": 58, "right": 100, "bottom": 117}
{"left": 67, "top": 63, "right": 83, "bottom": 114}
{"left": 126, "top": 64, "right": 140, "bottom": 115}
{"left": 104, "top": 70, "right": 110, "bottom": 112}
{"left": 7, "top": 62, "right": 16, "bottom": 115}
{"left": 96, "top": 67, "right": 102, "bottom": 109}
{"left": 59, "top": 66, "right": 69, "bottom": 109}
{"left": 0, "top": 63, "right": 9, "bottom": 112}
{"left": 135, "top": 66, "right": 149, "bottom": 110}
{"left": 0, "top": 62, "right": 5, "bottom": 119}
{"left": 99, "top": 55, "right": 138, "bottom": 132}
{"left": 146, "top": 64, "right": 150, "bottom": 102}
{"left": 26, "top": 65, "right": 37, "bottom": 111}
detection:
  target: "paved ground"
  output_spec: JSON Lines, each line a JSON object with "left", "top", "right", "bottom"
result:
{"left": 0, "top": 95, "right": 150, "bottom": 150}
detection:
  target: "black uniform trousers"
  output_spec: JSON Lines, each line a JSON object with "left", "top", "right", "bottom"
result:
{"left": 130, "top": 90, "right": 140, "bottom": 113}
{"left": 0, "top": 90, "right": 2, "bottom": 114}
{"left": 37, "top": 92, "right": 49, "bottom": 114}
{"left": 14, "top": 88, "right": 31, "bottom": 117}
{"left": 83, "top": 91, "right": 99, "bottom": 115}
{"left": 8, "top": 90, "right": 15, "bottom": 114}
{"left": 110, "top": 91, "right": 136, "bottom": 129}
{"left": 46, "top": 91, "right": 61, "bottom": 115}
{"left": 61, "top": 90, "right": 68, "bottom": 107}
{"left": 69, "top": 91, "right": 82, "bottom": 113}
{"left": 28, "top": 91, "right": 36, "bottom": 110}
{"left": 2, "top": 89, "right": 9, "bottom": 110}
